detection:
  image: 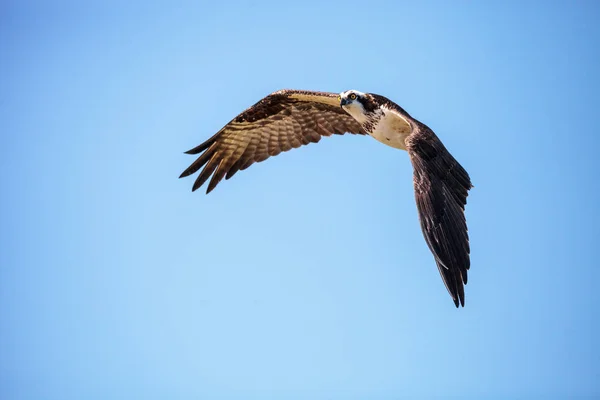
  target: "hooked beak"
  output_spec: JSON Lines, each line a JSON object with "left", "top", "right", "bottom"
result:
{"left": 340, "top": 97, "right": 348, "bottom": 107}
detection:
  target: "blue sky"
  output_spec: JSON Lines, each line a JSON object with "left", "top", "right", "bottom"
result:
{"left": 1, "top": 1, "right": 599, "bottom": 399}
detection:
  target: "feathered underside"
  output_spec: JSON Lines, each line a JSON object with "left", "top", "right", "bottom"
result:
{"left": 179, "top": 89, "right": 366, "bottom": 193}
{"left": 406, "top": 123, "right": 473, "bottom": 307}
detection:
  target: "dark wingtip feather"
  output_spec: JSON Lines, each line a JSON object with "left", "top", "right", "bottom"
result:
{"left": 192, "top": 179, "right": 203, "bottom": 192}
{"left": 453, "top": 297, "right": 460, "bottom": 308}
{"left": 179, "top": 143, "right": 219, "bottom": 180}
{"left": 452, "top": 285, "right": 464, "bottom": 308}
{"left": 184, "top": 140, "right": 213, "bottom": 155}
{"left": 191, "top": 158, "right": 219, "bottom": 192}
{"left": 179, "top": 161, "right": 204, "bottom": 179}
{"left": 439, "top": 262, "right": 466, "bottom": 308}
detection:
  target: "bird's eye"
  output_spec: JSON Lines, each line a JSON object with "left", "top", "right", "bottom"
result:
{"left": 349, "top": 93, "right": 357, "bottom": 100}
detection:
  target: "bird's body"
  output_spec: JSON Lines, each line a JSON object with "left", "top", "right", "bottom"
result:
{"left": 180, "top": 89, "right": 473, "bottom": 307}
{"left": 341, "top": 91, "right": 412, "bottom": 150}
{"left": 368, "top": 110, "right": 411, "bottom": 150}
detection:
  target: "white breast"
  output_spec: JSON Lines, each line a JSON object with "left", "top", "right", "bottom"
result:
{"left": 369, "top": 108, "right": 412, "bottom": 150}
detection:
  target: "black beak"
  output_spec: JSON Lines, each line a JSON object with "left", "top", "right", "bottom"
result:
{"left": 340, "top": 98, "right": 348, "bottom": 107}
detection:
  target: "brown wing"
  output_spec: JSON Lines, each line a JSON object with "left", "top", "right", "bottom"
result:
{"left": 406, "top": 124, "right": 473, "bottom": 307}
{"left": 179, "top": 89, "right": 366, "bottom": 193}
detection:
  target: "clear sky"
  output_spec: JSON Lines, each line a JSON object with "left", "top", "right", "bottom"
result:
{"left": 1, "top": 1, "right": 599, "bottom": 399}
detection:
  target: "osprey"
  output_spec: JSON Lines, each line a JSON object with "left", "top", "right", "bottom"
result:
{"left": 180, "top": 89, "right": 473, "bottom": 307}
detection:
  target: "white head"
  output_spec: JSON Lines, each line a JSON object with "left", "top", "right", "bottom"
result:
{"left": 339, "top": 89, "right": 369, "bottom": 122}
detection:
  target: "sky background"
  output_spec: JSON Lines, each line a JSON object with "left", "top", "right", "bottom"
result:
{"left": 1, "top": 1, "right": 599, "bottom": 399}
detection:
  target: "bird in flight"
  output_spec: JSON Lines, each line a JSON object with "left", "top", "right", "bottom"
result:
{"left": 180, "top": 89, "right": 473, "bottom": 307}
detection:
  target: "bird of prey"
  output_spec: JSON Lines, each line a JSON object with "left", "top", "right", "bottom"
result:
{"left": 180, "top": 89, "right": 473, "bottom": 307}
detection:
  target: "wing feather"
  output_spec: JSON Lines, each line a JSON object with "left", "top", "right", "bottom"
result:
{"left": 407, "top": 124, "right": 473, "bottom": 307}
{"left": 180, "top": 142, "right": 218, "bottom": 177}
{"left": 193, "top": 155, "right": 221, "bottom": 192}
{"left": 180, "top": 89, "right": 366, "bottom": 193}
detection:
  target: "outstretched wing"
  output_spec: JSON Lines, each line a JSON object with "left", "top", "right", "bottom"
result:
{"left": 406, "top": 125, "right": 473, "bottom": 307}
{"left": 179, "top": 89, "right": 366, "bottom": 193}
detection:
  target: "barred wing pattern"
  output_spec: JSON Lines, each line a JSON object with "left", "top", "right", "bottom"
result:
{"left": 180, "top": 90, "right": 366, "bottom": 193}
{"left": 407, "top": 125, "right": 473, "bottom": 307}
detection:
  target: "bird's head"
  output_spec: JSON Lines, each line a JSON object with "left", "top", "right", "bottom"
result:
{"left": 339, "top": 90, "right": 370, "bottom": 122}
